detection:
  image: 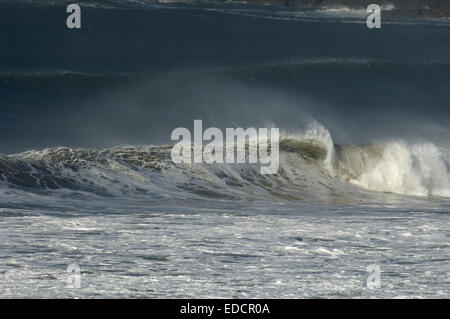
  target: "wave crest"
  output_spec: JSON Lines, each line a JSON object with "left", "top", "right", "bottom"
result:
{"left": 1, "top": 123, "right": 449, "bottom": 199}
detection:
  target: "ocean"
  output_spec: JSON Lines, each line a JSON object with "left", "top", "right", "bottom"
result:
{"left": 0, "top": 0, "right": 449, "bottom": 298}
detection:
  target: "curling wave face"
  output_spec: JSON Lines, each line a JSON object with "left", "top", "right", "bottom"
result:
{"left": 1, "top": 123, "right": 449, "bottom": 201}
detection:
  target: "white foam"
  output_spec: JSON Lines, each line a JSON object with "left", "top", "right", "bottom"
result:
{"left": 318, "top": 7, "right": 367, "bottom": 18}
{"left": 352, "top": 141, "right": 450, "bottom": 197}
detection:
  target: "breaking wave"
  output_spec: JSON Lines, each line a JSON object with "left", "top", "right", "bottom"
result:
{"left": 1, "top": 122, "right": 449, "bottom": 201}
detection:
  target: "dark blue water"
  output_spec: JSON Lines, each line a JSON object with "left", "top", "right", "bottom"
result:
{"left": 1, "top": 1, "right": 450, "bottom": 153}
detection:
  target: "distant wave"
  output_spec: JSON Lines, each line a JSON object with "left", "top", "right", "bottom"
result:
{"left": 214, "top": 58, "right": 450, "bottom": 77}
{"left": 2, "top": 57, "right": 450, "bottom": 79}
{"left": 0, "top": 0, "right": 187, "bottom": 9}
{"left": 0, "top": 71, "right": 137, "bottom": 80}
{"left": 0, "top": 71, "right": 140, "bottom": 88}
{"left": 2, "top": 58, "right": 450, "bottom": 81}
{"left": 1, "top": 122, "right": 449, "bottom": 200}
{"left": 317, "top": 7, "right": 367, "bottom": 18}
{"left": 317, "top": 4, "right": 395, "bottom": 17}
{"left": 3, "top": 1, "right": 449, "bottom": 26}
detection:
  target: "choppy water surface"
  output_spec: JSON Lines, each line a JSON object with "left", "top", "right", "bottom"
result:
{"left": 1, "top": 198, "right": 449, "bottom": 298}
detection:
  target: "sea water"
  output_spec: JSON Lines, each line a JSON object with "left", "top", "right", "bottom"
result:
{"left": 0, "top": 1, "right": 449, "bottom": 298}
